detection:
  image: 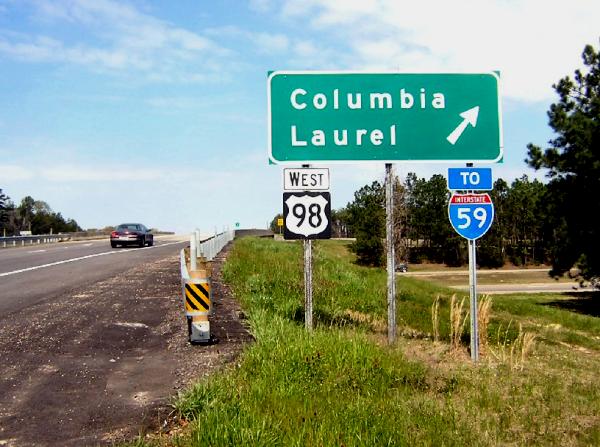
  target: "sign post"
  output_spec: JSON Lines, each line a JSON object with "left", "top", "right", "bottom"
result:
{"left": 448, "top": 188, "right": 494, "bottom": 362}
{"left": 385, "top": 163, "right": 396, "bottom": 343}
{"left": 468, "top": 238, "right": 478, "bottom": 360}
{"left": 283, "top": 168, "right": 331, "bottom": 331}
{"left": 304, "top": 238, "right": 313, "bottom": 330}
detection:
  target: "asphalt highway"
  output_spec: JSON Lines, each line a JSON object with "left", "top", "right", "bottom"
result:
{"left": 0, "top": 236, "right": 188, "bottom": 315}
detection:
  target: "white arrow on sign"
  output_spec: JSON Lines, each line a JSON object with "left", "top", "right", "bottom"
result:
{"left": 446, "top": 106, "right": 479, "bottom": 145}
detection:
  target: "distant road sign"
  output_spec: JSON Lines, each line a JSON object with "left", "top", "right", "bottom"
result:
{"left": 283, "top": 168, "right": 330, "bottom": 191}
{"left": 277, "top": 218, "right": 284, "bottom": 227}
{"left": 283, "top": 192, "right": 331, "bottom": 239}
{"left": 268, "top": 71, "right": 502, "bottom": 163}
{"left": 448, "top": 193, "right": 494, "bottom": 240}
{"left": 448, "top": 167, "right": 493, "bottom": 190}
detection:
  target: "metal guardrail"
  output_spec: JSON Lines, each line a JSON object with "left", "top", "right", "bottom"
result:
{"left": 181, "top": 229, "right": 235, "bottom": 274}
{"left": 196, "top": 229, "right": 235, "bottom": 262}
{"left": 0, "top": 234, "right": 71, "bottom": 248}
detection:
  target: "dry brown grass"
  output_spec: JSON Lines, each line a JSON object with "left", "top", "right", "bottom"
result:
{"left": 450, "top": 294, "right": 468, "bottom": 351}
{"left": 431, "top": 295, "right": 441, "bottom": 342}
{"left": 478, "top": 295, "right": 492, "bottom": 355}
{"left": 490, "top": 322, "right": 537, "bottom": 370}
{"left": 344, "top": 309, "right": 387, "bottom": 333}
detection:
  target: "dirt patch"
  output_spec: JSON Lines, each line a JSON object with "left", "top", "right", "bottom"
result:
{"left": 0, "top": 242, "right": 252, "bottom": 446}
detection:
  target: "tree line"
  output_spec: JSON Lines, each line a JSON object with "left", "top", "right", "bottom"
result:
{"left": 0, "top": 190, "right": 81, "bottom": 236}
{"left": 336, "top": 173, "right": 550, "bottom": 269}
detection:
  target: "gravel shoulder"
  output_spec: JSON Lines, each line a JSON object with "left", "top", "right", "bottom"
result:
{"left": 0, "top": 242, "right": 252, "bottom": 446}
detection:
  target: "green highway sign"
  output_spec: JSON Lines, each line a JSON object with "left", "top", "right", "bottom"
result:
{"left": 267, "top": 71, "right": 503, "bottom": 163}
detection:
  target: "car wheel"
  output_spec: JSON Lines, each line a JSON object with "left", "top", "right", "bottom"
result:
{"left": 148, "top": 239, "right": 154, "bottom": 247}
{"left": 139, "top": 237, "right": 145, "bottom": 248}
{"left": 111, "top": 241, "right": 117, "bottom": 248}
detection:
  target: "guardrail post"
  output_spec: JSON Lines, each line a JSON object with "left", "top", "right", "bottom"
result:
{"left": 181, "top": 246, "right": 214, "bottom": 344}
{"left": 190, "top": 233, "right": 197, "bottom": 271}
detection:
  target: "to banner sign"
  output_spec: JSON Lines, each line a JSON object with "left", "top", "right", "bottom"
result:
{"left": 448, "top": 193, "right": 494, "bottom": 240}
{"left": 447, "top": 167, "right": 493, "bottom": 190}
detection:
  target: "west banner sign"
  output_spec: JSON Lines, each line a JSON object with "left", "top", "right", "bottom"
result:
{"left": 283, "top": 167, "right": 330, "bottom": 191}
{"left": 268, "top": 71, "right": 502, "bottom": 163}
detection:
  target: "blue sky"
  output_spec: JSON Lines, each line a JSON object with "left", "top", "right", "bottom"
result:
{"left": 1, "top": 0, "right": 599, "bottom": 233}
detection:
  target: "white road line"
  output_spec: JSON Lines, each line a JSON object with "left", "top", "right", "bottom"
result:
{"left": 27, "top": 249, "right": 47, "bottom": 253}
{"left": 0, "top": 241, "right": 185, "bottom": 278}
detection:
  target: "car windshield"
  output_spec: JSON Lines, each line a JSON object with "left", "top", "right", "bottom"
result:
{"left": 117, "top": 224, "right": 141, "bottom": 231}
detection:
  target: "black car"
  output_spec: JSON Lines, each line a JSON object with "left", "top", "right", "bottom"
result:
{"left": 110, "top": 223, "right": 154, "bottom": 248}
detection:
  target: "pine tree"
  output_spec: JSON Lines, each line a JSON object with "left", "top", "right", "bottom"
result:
{"left": 346, "top": 181, "right": 385, "bottom": 266}
{"left": 526, "top": 43, "right": 600, "bottom": 279}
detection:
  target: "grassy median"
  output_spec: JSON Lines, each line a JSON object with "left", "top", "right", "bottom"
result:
{"left": 133, "top": 237, "right": 600, "bottom": 446}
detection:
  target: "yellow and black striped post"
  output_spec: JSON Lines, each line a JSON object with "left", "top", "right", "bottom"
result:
{"left": 182, "top": 252, "right": 214, "bottom": 343}
{"left": 181, "top": 243, "right": 216, "bottom": 344}
{"left": 183, "top": 278, "right": 212, "bottom": 343}
{"left": 183, "top": 281, "right": 211, "bottom": 315}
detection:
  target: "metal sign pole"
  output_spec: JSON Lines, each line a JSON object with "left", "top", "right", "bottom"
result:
{"left": 469, "top": 238, "right": 479, "bottom": 362}
{"left": 385, "top": 163, "right": 396, "bottom": 343}
{"left": 304, "top": 238, "right": 313, "bottom": 331}
{"left": 301, "top": 163, "right": 314, "bottom": 331}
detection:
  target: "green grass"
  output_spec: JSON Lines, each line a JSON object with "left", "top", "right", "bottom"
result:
{"left": 173, "top": 313, "right": 472, "bottom": 446}
{"left": 128, "top": 238, "right": 600, "bottom": 446}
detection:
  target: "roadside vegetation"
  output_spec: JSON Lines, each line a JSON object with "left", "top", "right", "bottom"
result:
{"left": 131, "top": 237, "right": 599, "bottom": 446}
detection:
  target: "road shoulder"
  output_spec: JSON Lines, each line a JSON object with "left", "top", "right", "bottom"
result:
{"left": 0, "top": 243, "right": 252, "bottom": 446}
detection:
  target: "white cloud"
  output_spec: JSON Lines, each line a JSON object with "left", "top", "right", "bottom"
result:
{"left": 3, "top": 161, "right": 248, "bottom": 186}
{"left": 254, "top": 32, "right": 289, "bottom": 53}
{"left": 40, "top": 165, "right": 164, "bottom": 182}
{"left": 288, "top": 39, "right": 347, "bottom": 69}
{"left": 276, "top": 0, "right": 600, "bottom": 101}
{"left": 249, "top": 0, "right": 274, "bottom": 14}
{"left": 144, "top": 93, "right": 244, "bottom": 111}
{"left": 0, "top": 165, "right": 34, "bottom": 181}
{"left": 0, "top": 0, "right": 233, "bottom": 82}
{"left": 205, "top": 25, "right": 289, "bottom": 55}
{"left": 3, "top": 159, "right": 281, "bottom": 232}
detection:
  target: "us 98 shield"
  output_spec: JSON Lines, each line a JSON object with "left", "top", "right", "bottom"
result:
{"left": 283, "top": 192, "right": 331, "bottom": 240}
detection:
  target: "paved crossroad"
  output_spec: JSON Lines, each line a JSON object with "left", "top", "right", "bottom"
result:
{"left": 400, "top": 268, "right": 587, "bottom": 294}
